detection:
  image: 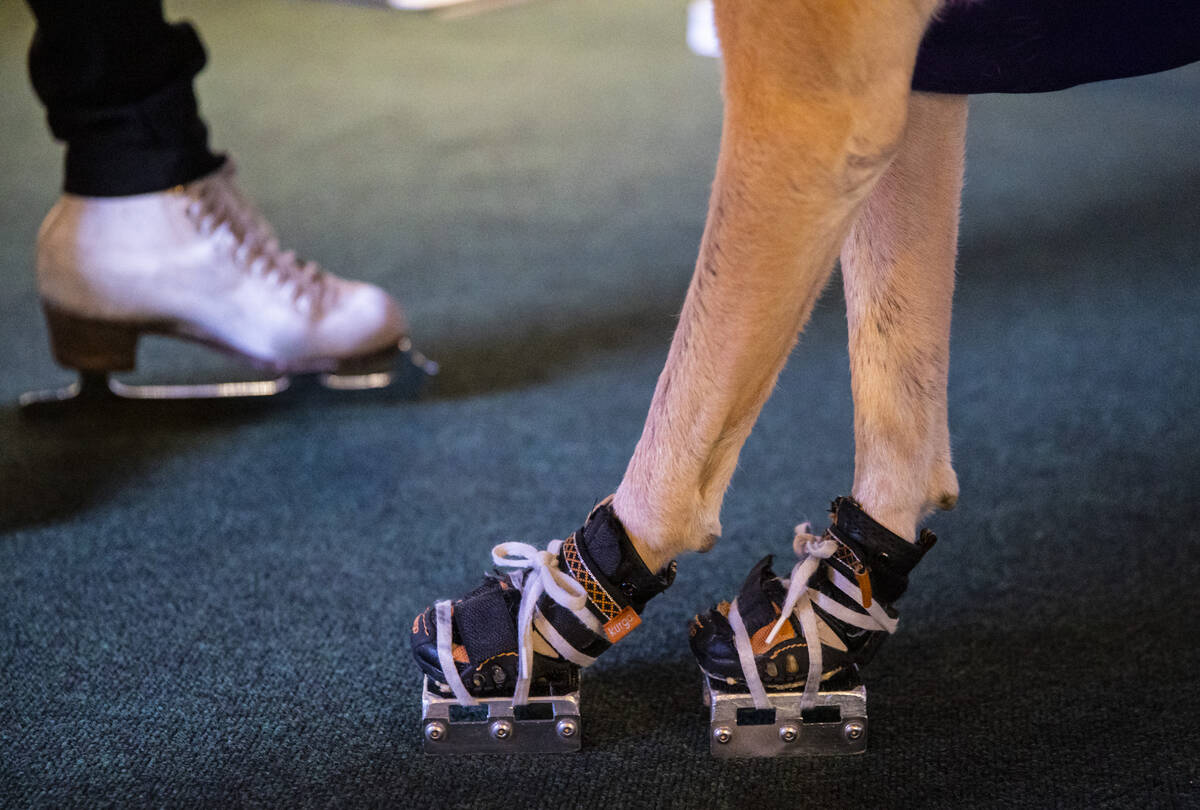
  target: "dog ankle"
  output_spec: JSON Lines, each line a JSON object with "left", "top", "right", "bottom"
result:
{"left": 610, "top": 487, "right": 719, "bottom": 570}
{"left": 927, "top": 461, "right": 960, "bottom": 512}
{"left": 847, "top": 489, "right": 919, "bottom": 543}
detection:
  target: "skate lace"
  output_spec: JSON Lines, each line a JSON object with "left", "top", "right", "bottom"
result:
{"left": 183, "top": 166, "right": 330, "bottom": 313}
{"left": 490, "top": 540, "right": 589, "bottom": 705}
{"left": 730, "top": 523, "right": 899, "bottom": 710}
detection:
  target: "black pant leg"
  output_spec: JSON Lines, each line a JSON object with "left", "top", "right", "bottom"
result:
{"left": 26, "top": 0, "right": 224, "bottom": 196}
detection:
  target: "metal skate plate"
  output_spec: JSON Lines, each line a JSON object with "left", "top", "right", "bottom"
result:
{"left": 705, "top": 672, "right": 868, "bottom": 757}
{"left": 19, "top": 341, "right": 437, "bottom": 416}
{"left": 421, "top": 676, "right": 582, "bottom": 754}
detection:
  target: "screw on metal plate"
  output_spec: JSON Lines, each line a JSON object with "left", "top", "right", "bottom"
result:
{"left": 704, "top": 670, "right": 869, "bottom": 758}
{"left": 420, "top": 675, "right": 583, "bottom": 754}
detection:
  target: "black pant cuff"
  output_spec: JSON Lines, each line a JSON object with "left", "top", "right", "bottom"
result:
{"left": 64, "top": 148, "right": 225, "bottom": 197}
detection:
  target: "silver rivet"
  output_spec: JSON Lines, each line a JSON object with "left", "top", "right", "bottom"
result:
{"left": 424, "top": 721, "right": 447, "bottom": 742}
{"left": 491, "top": 665, "right": 507, "bottom": 685}
{"left": 713, "top": 726, "right": 733, "bottom": 744}
{"left": 779, "top": 724, "right": 799, "bottom": 743}
{"left": 490, "top": 719, "right": 514, "bottom": 740}
{"left": 471, "top": 672, "right": 487, "bottom": 689}
{"left": 843, "top": 720, "right": 865, "bottom": 742}
{"left": 556, "top": 718, "right": 578, "bottom": 738}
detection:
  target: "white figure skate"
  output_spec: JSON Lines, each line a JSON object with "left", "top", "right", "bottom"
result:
{"left": 21, "top": 160, "right": 435, "bottom": 413}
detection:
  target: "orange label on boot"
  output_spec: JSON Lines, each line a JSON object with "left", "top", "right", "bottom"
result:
{"left": 603, "top": 606, "right": 641, "bottom": 643}
{"left": 856, "top": 572, "right": 873, "bottom": 608}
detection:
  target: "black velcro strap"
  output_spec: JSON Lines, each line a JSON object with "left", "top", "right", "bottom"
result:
{"left": 829, "top": 497, "right": 932, "bottom": 604}
{"left": 454, "top": 585, "right": 519, "bottom": 667}
{"left": 560, "top": 532, "right": 629, "bottom": 624}
{"left": 536, "top": 592, "right": 612, "bottom": 660}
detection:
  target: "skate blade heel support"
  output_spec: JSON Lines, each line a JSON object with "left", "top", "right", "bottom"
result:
{"left": 704, "top": 674, "right": 868, "bottom": 757}
{"left": 19, "top": 359, "right": 433, "bottom": 415}
{"left": 421, "top": 676, "right": 582, "bottom": 754}
{"left": 21, "top": 309, "right": 437, "bottom": 415}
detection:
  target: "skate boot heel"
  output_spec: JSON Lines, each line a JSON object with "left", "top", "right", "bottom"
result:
{"left": 704, "top": 670, "right": 868, "bottom": 758}
{"left": 43, "top": 304, "right": 139, "bottom": 372}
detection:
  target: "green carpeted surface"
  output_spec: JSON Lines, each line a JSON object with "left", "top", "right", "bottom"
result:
{"left": 2, "top": 1, "right": 1199, "bottom": 806}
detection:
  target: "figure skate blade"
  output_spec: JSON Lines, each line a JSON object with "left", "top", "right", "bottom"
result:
{"left": 19, "top": 342, "right": 436, "bottom": 416}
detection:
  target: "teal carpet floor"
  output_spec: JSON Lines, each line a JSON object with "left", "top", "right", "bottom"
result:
{"left": 2, "top": 2, "right": 1198, "bottom": 806}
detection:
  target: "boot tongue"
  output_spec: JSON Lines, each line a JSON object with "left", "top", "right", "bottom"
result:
{"left": 828, "top": 497, "right": 936, "bottom": 605}
{"left": 734, "top": 555, "right": 787, "bottom": 634}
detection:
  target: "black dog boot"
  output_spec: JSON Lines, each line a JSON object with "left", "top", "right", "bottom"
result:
{"left": 689, "top": 497, "right": 936, "bottom": 756}
{"left": 411, "top": 496, "right": 675, "bottom": 753}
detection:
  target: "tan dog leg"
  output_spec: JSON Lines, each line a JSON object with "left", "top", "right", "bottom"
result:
{"left": 843, "top": 92, "right": 967, "bottom": 542}
{"left": 613, "top": 0, "right": 941, "bottom": 570}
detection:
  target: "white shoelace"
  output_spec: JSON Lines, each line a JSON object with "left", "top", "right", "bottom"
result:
{"left": 730, "top": 524, "right": 899, "bottom": 710}
{"left": 492, "top": 540, "right": 591, "bottom": 704}
{"left": 435, "top": 599, "right": 477, "bottom": 706}
{"left": 437, "top": 540, "right": 592, "bottom": 706}
{"left": 184, "top": 167, "right": 329, "bottom": 312}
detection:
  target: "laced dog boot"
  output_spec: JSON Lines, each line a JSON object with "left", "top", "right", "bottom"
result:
{"left": 689, "top": 497, "right": 936, "bottom": 755}
{"left": 34, "top": 159, "right": 407, "bottom": 384}
{"left": 410, "top": 497, "right": 676, "bottom": 752}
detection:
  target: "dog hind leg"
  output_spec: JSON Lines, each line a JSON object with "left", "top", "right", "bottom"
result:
{"left": 842, "top": 92, "right": 966, "bottom": 542}
{"left": 613, "top": 0, "right": 943, "bottom": 571}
